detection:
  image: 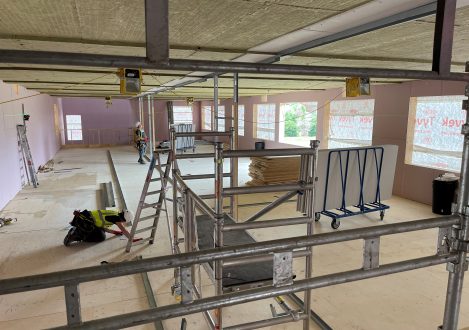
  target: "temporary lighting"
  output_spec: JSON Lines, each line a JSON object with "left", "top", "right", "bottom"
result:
{"left": 105, "top": 96, "right": 112, "bottom": 108}
{"left": 117, "top": 68, "right": 142, "bottom": 95}
{"left": 346, "top": 77, "right": 371, "bottom": 97}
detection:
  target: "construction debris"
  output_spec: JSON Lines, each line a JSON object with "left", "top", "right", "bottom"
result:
{"left": 0, "top": 217, "right": 17, "bottom": 227}
{"left": 38, "top": 159, "right": 54, "bottom": 173}
{"left": 247, "top": 156, "right": 300, "bottom": 186}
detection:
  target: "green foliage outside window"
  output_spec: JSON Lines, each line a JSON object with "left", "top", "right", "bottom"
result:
{"left": 283, "top": 103, "right": 317, "bottom": 138}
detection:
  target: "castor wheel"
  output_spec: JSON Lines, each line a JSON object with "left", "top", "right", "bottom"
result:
{"left": 379, "top": 210, "right": 385, "bottom": 221}
{"left": 315, "top": 212, "right": 321, "bottom": 222}
{"left": 331, "top": 219, "right": 340, "bottom": 229}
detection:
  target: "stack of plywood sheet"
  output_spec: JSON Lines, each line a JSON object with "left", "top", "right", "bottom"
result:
{"left": 247, "top": 156, "right": 301, "bottom": 186}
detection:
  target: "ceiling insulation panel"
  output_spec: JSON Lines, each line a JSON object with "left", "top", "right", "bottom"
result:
{"left": 303, "top": 6, "right": 469, "bottom": 65}
{"left": 0, "top": 0, "right": 371, "bottom": 49}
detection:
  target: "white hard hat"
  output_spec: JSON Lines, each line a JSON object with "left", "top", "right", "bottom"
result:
{"left": 124, "top": 210, "right": 134, "bottom": 223}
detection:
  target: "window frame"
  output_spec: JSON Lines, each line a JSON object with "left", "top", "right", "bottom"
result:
{"left": 279, "top": 102, "right": 318, "bottom": 147}
{"left": 405, "top": 95, "right": 466, "bottom": 172}
{"left": 65, "top": 115, "right": 83, "bottom": 141}
{"left": 253, "top": 103, "right": 276, "bottom": 141}
{"left": 216, "top": 105, "right": 226, "bottom": 132}
{"left": 173, "top": 105, "right": 193, "bottom": 125}
{"left": 238, "top": 105, "right": 245, "bottom": 136}
{"left": 202, "top": 106, "right": 212, "bottom": 130}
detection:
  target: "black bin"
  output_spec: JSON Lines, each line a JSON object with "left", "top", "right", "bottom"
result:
{"left": 255, "top": 141, "right": 265, "bottom": 150}
{"left": 432, "top": 174, "right": 459, "bottom": 215}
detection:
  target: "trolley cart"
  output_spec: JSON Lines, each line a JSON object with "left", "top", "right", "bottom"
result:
{"left": 315, "top": 146, "right": 390, "bottom": 229}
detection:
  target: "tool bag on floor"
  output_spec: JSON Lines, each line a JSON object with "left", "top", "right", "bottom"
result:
{"left": 65, "top": 210, "right": 106, "bottom": 245}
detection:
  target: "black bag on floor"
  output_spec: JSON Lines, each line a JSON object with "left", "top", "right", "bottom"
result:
{"left": 64, "top": 210, "right": 106, "bottom": 246}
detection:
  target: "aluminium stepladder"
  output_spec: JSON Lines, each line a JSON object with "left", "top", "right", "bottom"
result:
{"left": 17, "top": 124, "right": 38, "bottom": 188}
{"left": 126, "top": 148, "right": 171, "bottom": 252}
{"left": 17, "top": 129, "right": 28, "bottom": 187}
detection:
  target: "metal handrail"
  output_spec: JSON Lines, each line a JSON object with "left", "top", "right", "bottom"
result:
{"left": 174, "top": 131, "right": 232, "bottom": 137}
{"left": 0, "top": 215, "right": 458, "bottom": 295}
{"left": 50, "top": 254, "right": 457, "bottom": 330}
{"left": 174, "top": 172, "right": 217, "bottom": 220}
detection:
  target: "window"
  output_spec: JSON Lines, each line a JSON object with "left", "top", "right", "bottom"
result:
{"left": 66, "top": 115, "right": 83, "bottom": 141}
{"left": 279, "top": 102, "right": 318, "bottom": 146}
{"left": 216, "top": 105, "right": 225, "bottom": 132}
{"left": 254, "top": 104, "right": 276, "bottom": 141}
{"left": 173, "top": 106, "right": 193, "bottom": 124}
{"left": 203, "top": 106, "right": 212, "bottom": 130}
{"left": 238, "top": 105, "right": 245, "bottom": 136}
{"left": 406, "top": 95, "right": 466, "bottom": 172}
{"left": 327, "top": 99, "right": 375, "bottom": 149}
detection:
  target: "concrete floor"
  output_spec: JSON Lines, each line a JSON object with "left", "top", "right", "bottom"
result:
{"left": 0, "top": 146, "right": 468, "bottom": 330}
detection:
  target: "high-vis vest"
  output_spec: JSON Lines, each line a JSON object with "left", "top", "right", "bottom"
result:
{"left": 90, "top": 210, "right": 119, "bottom": 228}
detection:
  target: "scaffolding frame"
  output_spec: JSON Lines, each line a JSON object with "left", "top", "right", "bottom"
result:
{"left": 1, "top": 112, "right": 468, "bottom": 328}
{"left": 167, "top": 127, "right": 320, "bottom": 329}
{"left": 0, "top": 1, "right": 467, "bottom": 328}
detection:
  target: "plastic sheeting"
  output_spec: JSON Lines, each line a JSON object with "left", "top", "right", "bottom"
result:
{"left": 238, "top": 105, "right": 245, "bottom": 136}
{"left": 409, "top": 96, "right": 466, "bottom": 172}
{"left": 203, "top": 106, "right": 211, "bottom": 130}
{"left": 255, "top": 104, "right": 275, "bottom": 140}
{"left": 217, "top": 105, "right": 226, "bottom": 132}
{"left": 173, "top": 106, "right": 193, "bottom": 125}
{"left": 328, "top": 99, "right": 374, "bottom": 149}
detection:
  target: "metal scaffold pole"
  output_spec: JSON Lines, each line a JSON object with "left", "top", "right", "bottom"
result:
{"left": 229, "top": 127, "right": 235, "bottom": 217}
{"left": 232, "top": 73, "right": 239, "bottom": 219}
{"left": 440, "top": 80, "right": 469, "bottom": 330}
{"left": 147, "top": 94, "right": 154, "bottom": 156}
{"left": 214, "top": 142, "right": 224, "bottom": 329}
{"left": 213, "top": 75, "right": 219, "bottom": 132}
{"left": 170, "top": 127, "right": 179, "bottom": 256}
{"left": 138, "top": 97, "right": 143, "bottom": 124}
{"left": 303, "top": 140, "right": 319, "bottom": 330}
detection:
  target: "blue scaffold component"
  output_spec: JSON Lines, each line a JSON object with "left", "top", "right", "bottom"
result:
{"left": 318, "top": 146, "right": 390, "bottom": 229}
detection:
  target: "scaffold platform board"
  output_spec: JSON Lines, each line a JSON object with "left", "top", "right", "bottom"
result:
{"left": 196, "top": 214, "right": 274, "bottom": 292}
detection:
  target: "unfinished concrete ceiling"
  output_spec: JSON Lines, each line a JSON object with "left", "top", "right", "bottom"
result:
{"left": 0, "top": 0, "right": 467, "bottom": 99}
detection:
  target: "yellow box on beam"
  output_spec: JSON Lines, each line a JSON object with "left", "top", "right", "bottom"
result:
{"left": 346, "top": 77, "right": 371, "bottom": 97}
{"left": 118, "top": 68, "right": 142, "bottom": 95}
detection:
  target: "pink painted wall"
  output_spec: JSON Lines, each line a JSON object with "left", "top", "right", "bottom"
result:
{"left": 198, "top": 80, "right": 466, "bottom": 205}
{"left": 61, "top": 97, "right": 139, "bottom": 145}
{"left": 372, "top": 80, "right": 466, "bottom": 204}
{"left": 0, "top": 81, "right": 60, "bottom": 210}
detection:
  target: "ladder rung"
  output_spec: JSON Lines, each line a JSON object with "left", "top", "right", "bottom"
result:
{"left": 150, "top": 178, "right": 161, "bottom": 182}
{"left": 139, "top": 215, "right": 156, "bottom": 222}
{"left": 142, "top": 202, "right": 161, "bottom": 209}
{"left": 146, "top": 190, "right": 161, "bottom": 196}
{"left": 135, "top": 226, "right": 158, "bottom": 234}
{"left": 166, "top": 198, "right": 173, "bottom": 202}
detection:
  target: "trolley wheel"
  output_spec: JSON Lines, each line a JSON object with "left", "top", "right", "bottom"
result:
{"left": 331, "top": 219, "right": 340, "bottom": 230}
{"left": 379, "top": 210, "right": 385, "bottom": 221}
{"left": 314, "top": 212, "right": 321, "bottom": 222}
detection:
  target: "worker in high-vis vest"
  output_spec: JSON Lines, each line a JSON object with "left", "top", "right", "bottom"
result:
{"left": 64, "top": 209, "right": 142, "bottom": 246}
{"left": 90, "top": 209, "right": 132, "bottom": 236}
